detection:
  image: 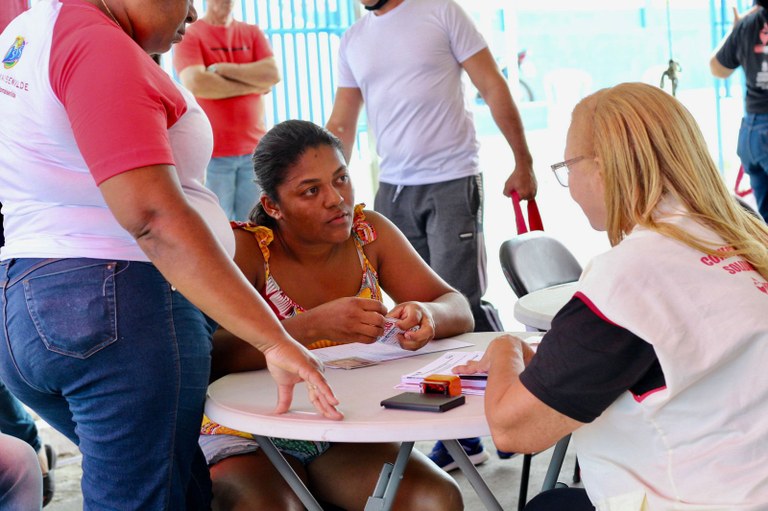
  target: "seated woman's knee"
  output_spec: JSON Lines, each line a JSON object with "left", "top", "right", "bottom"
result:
{"left": 396, "top": 456, "right": 463, "bottom": 511}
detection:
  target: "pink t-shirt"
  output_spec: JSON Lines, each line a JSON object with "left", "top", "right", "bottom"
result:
{"left": 0, "top": 0, "right": 234, "bottom": 260}
{"left": 173, "top": 19, "right": 273, "bottom": 157}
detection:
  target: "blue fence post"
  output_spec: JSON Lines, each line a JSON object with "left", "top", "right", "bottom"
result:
{"left": 243, "top": 0, "right": 355, "bottom": 126}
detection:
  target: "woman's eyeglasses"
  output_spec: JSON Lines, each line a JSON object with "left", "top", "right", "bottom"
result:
{"left": 550, "top": 156, "right": 584, "bottom": 187}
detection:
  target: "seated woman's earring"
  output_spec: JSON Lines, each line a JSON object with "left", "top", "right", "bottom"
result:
{"left": 262, "top": 198, "right": 282, "bottom": 220}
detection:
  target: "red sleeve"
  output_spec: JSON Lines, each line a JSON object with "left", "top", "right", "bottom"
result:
{"left": 50, "top": 22, "right": 186, "bottom": 184}
{"left": 172, "top": 28, "right": 204, "bottom": 73}
{"left": 250, "top": 25, "right": 273, "bottom": 62}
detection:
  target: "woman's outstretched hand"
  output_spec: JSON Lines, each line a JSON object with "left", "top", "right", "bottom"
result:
{"left": 262, "top": 340, "right": 343, "bottom": 420}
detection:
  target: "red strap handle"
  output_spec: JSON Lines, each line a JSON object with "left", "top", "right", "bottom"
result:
{"left": 511, "top": 191, "right": 544, "bottom": 234}
{"left": 735, "top": 165, "right": 753, "bottom": 198}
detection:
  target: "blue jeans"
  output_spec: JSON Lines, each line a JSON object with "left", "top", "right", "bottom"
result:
{"left": 0, "top": 380, "right": 41, "bottom": 452}
{"left": 0, "top": 432, "right": 42, "bottom": 510}
{"left": 737, "top": 113, "right": 768, "bottom": 222}
{"left": 206, "top": 154, "right": 261, "bottom": 222}
{"left": 0, "top": 258, "right": 213, "bottom": 510}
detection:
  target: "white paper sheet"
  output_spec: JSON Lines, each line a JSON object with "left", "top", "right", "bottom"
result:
{"left": 313, "top": 337, "right": 475, "bottom": 366}
{"left": 400, "top": 351, "right": 486, "bottom": 384}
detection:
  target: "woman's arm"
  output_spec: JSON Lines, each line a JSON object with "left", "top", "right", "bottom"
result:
{"left": 454, "top": 296, "right": 660, "bottom": 453}
{"left": 99, "top": 165, "right": 341, "bottom": 419}
{"left": 177, "top": 66, "right": 265, "bottom": 99}
{"left": 367, "top": 211, "right": 475, "bottom": 343}
{"left": 212, "top": 57, "right": 281, "bottom": 91}
{"left": 453, "top": 335, "right": 583, "bottom": 453}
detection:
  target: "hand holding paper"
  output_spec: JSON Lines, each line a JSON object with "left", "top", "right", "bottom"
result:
{"left": 301, "top": 297, "right": 389, "bottom": 344}
{"left": 384, "top": 301, "right": 434, "bottom": 350}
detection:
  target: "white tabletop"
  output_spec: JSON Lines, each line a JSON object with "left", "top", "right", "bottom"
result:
{"left": 206, "top": 332, "right": 522, "bottom": 443}
{"left": 513, "top": 282, "right": 578, "bottom": 331}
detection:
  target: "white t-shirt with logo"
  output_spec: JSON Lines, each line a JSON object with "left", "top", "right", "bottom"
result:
{"left": 0, "top": 0, "right": 234, "bottom": 261}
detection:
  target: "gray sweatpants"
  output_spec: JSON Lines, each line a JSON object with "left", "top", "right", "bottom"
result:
{"left": 374, "top": 175, "right": 502, "bottom": 332}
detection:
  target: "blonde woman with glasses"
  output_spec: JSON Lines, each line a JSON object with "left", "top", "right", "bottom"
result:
{"left": 456, "top": 82, "right": 768, "bottom": 510}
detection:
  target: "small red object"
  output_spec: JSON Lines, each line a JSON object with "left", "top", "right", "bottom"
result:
{"left": 422, "top": 374, "right": 462, "bottom": 396}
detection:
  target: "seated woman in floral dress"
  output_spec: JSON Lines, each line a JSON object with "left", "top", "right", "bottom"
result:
{"left": 201, "top": 119, "right": 474, "bottom": 511}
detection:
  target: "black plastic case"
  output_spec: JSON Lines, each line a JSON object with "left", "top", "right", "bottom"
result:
{"left": 380, "top": 392, "right": 465, "bottom": 412}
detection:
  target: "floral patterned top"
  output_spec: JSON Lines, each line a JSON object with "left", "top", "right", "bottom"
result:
{"left": 239, "top": 204, "right": 382, "bottom": 349}
{"left": 201, "top": 204, "right": 383, "bottom": 441}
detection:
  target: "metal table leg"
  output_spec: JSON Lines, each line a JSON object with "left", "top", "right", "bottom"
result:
{"left": 255, "top": 437, "right": 501, "bottom": 511}
{"left": 365, "top": 441, "right": 414, "bottom": 511}
{"left": 253, "top": 435, "right": 323, "bottom": 511}
{"left": 443, "top": 439, "right": 503, "bottom": 511}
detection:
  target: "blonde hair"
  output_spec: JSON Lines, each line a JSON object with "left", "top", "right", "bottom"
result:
{"left": 577, "top": 82, "right": 768, "bottom": 278}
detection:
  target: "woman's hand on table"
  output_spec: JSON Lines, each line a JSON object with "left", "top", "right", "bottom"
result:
{"left": 262, "top": 340, "right": 343, "bottom": 420}
{"left": 387, "top": 301, "right": 435, "bottom": 351}
{"left": 451, "top": 334, "right": 535, "bottom": 375}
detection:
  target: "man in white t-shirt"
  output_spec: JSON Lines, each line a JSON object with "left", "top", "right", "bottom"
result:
{"left": 326, "top": 0, "right": 536, "bottom": 469}
{"left": 327, "top": 0, "right": 535, "bottom": 332}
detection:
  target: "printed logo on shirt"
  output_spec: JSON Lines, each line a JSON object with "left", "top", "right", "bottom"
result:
{"left": 699, "top": 245, "right": 760, "bottom": 276}
{"left": 2, "top": 36, "right": 27, "bottom": 70}
{"left": 209, "top": 46, "right": 251, "bottom": 53}
{"left": 754, "top": 23, "right": 768, "bottom": 90}
{"left": 754, "top": 278, "right": 768, "bottom": 295}
{"left": 699, "top": 246, "right": 736, "bottom": 267}
{"left": 756, "top": 22, "right": 768, "bottom": 52}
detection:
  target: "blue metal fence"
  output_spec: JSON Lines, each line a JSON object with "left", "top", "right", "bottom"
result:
{"left": 262, "top": 1, "right": 738, "bottom": 169}
{"left": 169, "top": 1, "right": 355, "bottom": 128}
{"left": 249, "top": 0, "right": 356, "bottom": 126}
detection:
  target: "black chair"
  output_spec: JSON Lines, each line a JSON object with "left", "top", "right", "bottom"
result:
{"left": 499, "top": 231, "right": 582, "bottom": 301}
{"left": 498, "top": 231, "right": 583, "bottom": 510}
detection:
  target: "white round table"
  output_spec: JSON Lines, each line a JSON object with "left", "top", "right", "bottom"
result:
{"left": 513, "top": 282, "right": 578, "bottom": 331}
{"left": 205, "top": 332, "right": 531, "bottom": 511}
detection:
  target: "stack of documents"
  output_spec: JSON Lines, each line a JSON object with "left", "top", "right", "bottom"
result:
{"left": 397, "top": 351, "right": 487, "bottom": 396}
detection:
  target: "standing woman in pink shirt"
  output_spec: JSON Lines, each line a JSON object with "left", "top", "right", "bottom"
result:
{"left": 0, "top": 1, "right": 341, "bottom": 510}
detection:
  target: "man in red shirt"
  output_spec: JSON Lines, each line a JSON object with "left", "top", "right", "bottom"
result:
{"left": 173, "top": 0, "right": 279, "bottom": 221}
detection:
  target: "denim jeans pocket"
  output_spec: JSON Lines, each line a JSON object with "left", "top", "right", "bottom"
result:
{"left": 23, "top": 261, "right": 119, "bottom": 358}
